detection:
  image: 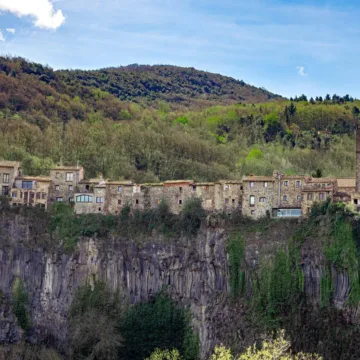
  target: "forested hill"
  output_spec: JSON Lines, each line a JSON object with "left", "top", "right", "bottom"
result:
{"left": 0, "top": 55, "right": 359, "bottom": 183}
{"left": 57, "top": 64, "right": 282, "bottom": 108}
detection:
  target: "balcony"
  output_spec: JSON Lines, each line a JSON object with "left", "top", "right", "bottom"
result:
{"left": 302, "top": 184, "right": 334, "bottom": 192}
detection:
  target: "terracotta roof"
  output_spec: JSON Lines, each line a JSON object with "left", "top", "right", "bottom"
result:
{"left": 307, "top": 177, "right": 336, "bottom": 183}
{"left": 218, "top": 180, "right": 242, "bottom": 184}
{"left": 141, "top": 183, "right": 164, "bottom": 187}
{"left": 106, "top": 181, "right": 133, "bottom": 185}
{"left": 0, "top": 161, "right": 20, "bottom": 168}
{"left": 163, "top": 180, "right": 194, "bottom": 184}
{"left": 79, "top": 178, "right": 106, "bottom": 184}
{"left": 17, "top": 176, "right": 51, "bottom": 182}
{"left": 337, "top": 178, "right": 356, "bottom": 188}
{"left": 243, "top": 176, "right": 274, "bottom": 182}
{"left": 51, "top": 166, "right": 84, "bottom": 171}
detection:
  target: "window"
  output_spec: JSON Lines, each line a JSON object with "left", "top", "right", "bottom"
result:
{"left": 30, "top": 192, "right": 35, "bottom": 199}
{"left": 264, "top": 182, "right": 268, "bottom": 188}
{"left": 76, "top": 195, "right": 93, "bottom": 203}
{"left": 192, "top": 185, "right": 196, "bottom": 192}
{"left": 69, "top": 185, "right": 73, "bottom": 191}
{"left": 1, "top": 186, "right": 9, "bottom": 196}
{"left": 297, "top": 195, "right": 302, "bottom": 200}
{"left": 250, "top": 195, "right": 255, "bottom": 207}
{"left": 3, "top": 173, "right": 9, "bottom": 183}
{"left": 118, "top": 199, "right": 122, "bottom": 205}
{"left": 69, "top": 197, "right": 74, "bottom": 202}
{"left": 36, "top": 192, "right": 40, "bottom": 199}
{"left": 322, "top": 184, "right": 326, "bottom": 189}
{"left": 354, "top": 199, "right": 358, "bottom": 205}
{"left": 283, "top": 195, "right": 288, "bottom": 201}
{"left": 11, "top": 192, "right": 17, "bottom": 198}
{"left": 232, "top": 199, "right": 235, "bottom": 204}
{"left": 96, "top": 197, "right": 104, "bottom": 203}
{"left": 250, "top": 181, "right": 254, "bottom": 188}
{"left": 284, "top": 180, "right": 289, "bottom": 186}
{"left": 135, "top": 199, "right": 139, "bottom": 204}
{"left": 319, "top": 193, "right": 325, "bottom": 201}
{"left": 86, "top": 185, "right": 90, "bottom": 191}
{"left": 224, "top": 198, "right": 229, "bottom": 204}
{"left": 251, "top": 210, "right": 255, "bottom": 216}
{"left": 55, "top": 185, "right": 60, "bottom": 191}
{"left": 66, "top": 173, "right": 74, "bottom": 182}
{"left": 259, "top": 197, "right": 265, "bottom": 203}
{"left": 42, "top": 193, "right": 46, "bottom": 200}
{"left": 56, "top": 197, "right": 63, "bottom": 202}
{"left": 277, "top": 209, "right": 302, "bottom": 217}
{"left": 22, "top": 181, "right": 32, "bottom": 189}
{"left": 296, "top": 181, "right": 301, "bottom": 188}
{"left": 178, "top": 199, "right": 183, "bottom": 205}
{"left": 307, "top": 193, "right": 313, "bottom": 201}
{"left": 179, "top": 187, "right": 183, "bottom": 192}
{"left": 118, "top": 186, "right": 122, "bottom": 193}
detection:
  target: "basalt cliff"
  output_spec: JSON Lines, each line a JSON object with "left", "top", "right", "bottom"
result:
{"left": 0, "top": 207, "right": 358, "bottom": 359}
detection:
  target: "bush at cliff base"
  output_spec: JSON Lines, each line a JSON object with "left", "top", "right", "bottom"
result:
{"left": 210, "top": 330, "right": 321, "bottom": 360}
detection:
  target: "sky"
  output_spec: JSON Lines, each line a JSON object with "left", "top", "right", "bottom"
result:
{"left": 0, "top": 0, "right": 359, "bottom": 99}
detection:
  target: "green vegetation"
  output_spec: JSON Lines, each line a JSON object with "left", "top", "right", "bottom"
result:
{"left": 48, "top": 199, "right": 205, "bottom": 251}
{"left": 227, "top": 233, "right": 246, "bottom": 297}
{"left": 69, "top": 282, "right": 123, "bottom": 360}
{"left": 11, "top": 278, "right": 31, "bottom": 332}
{"left": 68, "top": 283, "right": 198, "bottom": 360}
{"left": 210, "top": 330, "right": 321, "bottom": 359}
{"left": 120, "top": 292, "right": 199, "bottom": 360}
{"left": 0, "top": 56, "right": 359, "bottom": 182}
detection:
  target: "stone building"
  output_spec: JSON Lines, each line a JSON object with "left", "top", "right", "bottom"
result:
{"left": 10, "top": 176, "right": 51, "bottom": 208}
{"left": 0, "top": 161, "right": 21, "bottom": 196}
{"left": 49, "top": 166, "right": 84, "bottom": 204}
{"left": 214, "top": 180, "right": 243, "bottom": 212}
{"left": 300, "top": 177, "right": 336, "bottom": 215}
{"left": 273, "top": 172, "right": 303, "bottom": 217}
{"left": 242, "top": 175, "right": 274, "bottom": 219}
{"left": 74, "top": 183, "right": 106, "bottom": 215}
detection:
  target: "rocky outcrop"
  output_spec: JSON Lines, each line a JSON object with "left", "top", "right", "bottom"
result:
{"left": 0, "top": 212, "right": 355, "bottom": 358}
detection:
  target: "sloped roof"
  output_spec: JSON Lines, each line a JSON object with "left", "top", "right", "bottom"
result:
{"left": 243, "top": 176, "right": 274, "bottom": 182}
{"left": 18, "top": 176, "right": 51, "bottom": 182}
{"left": 337, "top": 178, "right": 356, "bottom": 188}
{"left": 0, "top": 161, "right": 20, "bottom": 168}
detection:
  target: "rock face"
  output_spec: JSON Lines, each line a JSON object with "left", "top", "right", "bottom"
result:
{"left": 0, "top": 213, "right": 354, "bottom": 358}
{"left": 0, "top": 213, "right": 230, "bottom": 357}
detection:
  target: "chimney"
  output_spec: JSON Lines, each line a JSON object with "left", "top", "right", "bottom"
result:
{"left": 357, "top": 123, "right": 360, "bottom": 192}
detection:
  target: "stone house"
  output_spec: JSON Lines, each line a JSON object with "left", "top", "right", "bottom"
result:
{"left": 273, "top": 172, "right": 303, "bottom": 218}
{"left": 242, "top": 175, "right": 274, "bottom": 219}
{"left": 74, "top": 183, "right": 106, "bottom": 214}
{"left": 162, "top": 180, "right": 195, "bottom": 214}
{"left": 0, "top": 161, "right": 21, "bottom": 196}
{"left": 300, "top": 177, "right": 336, "bottom": 215}
{"left": 214, "top": 180, "right": 243, "bottom": 212}
{"left": 49, "top": 166, "right": 84, "bottom": 204}
{"left": 10, "top": 176, "right": 51, "bottom": 209}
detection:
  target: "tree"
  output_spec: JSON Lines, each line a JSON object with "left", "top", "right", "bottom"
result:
{"left": 146, "top": 349, "right": 182, "bottom": 360}
{"left": 352, "top": 106, "right": 360, "bottom": 118}
{"left": 238, "top": 330, "right": 322, "bottom": 360}
{"left": 325, "top": 94, "right": 331, "bottom": 101}
{"left": 264, "top": 112, "right": 282, "bottom": 142}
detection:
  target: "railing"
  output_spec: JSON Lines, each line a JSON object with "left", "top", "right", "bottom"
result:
{"left": 302, "top": 184, "right": 334, "bottom": 191}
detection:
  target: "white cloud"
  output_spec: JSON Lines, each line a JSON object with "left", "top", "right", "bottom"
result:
{"left": 297, "top": 66, "right": 307, "bottom": 76}
{"left": 0, "top": 0, "right": 65, "bottom": 30}
{"left": 6, "top": 28, "right": 15, "bottom": 33}
{"left": 0, "top": 30, "right": 4, "bottom": 41}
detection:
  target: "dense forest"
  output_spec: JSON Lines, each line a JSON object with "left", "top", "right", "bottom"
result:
{"left": 0, "top": 56, "right": 359, "bottom": 182}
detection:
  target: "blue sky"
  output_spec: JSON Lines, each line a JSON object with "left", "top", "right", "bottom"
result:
{"left": 0, "top": 0, "right": 359, "bottom": 98}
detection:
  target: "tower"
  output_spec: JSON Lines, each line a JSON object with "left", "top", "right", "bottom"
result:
{"left": 356, "top": 123, "right": 360, "bottom": 192}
